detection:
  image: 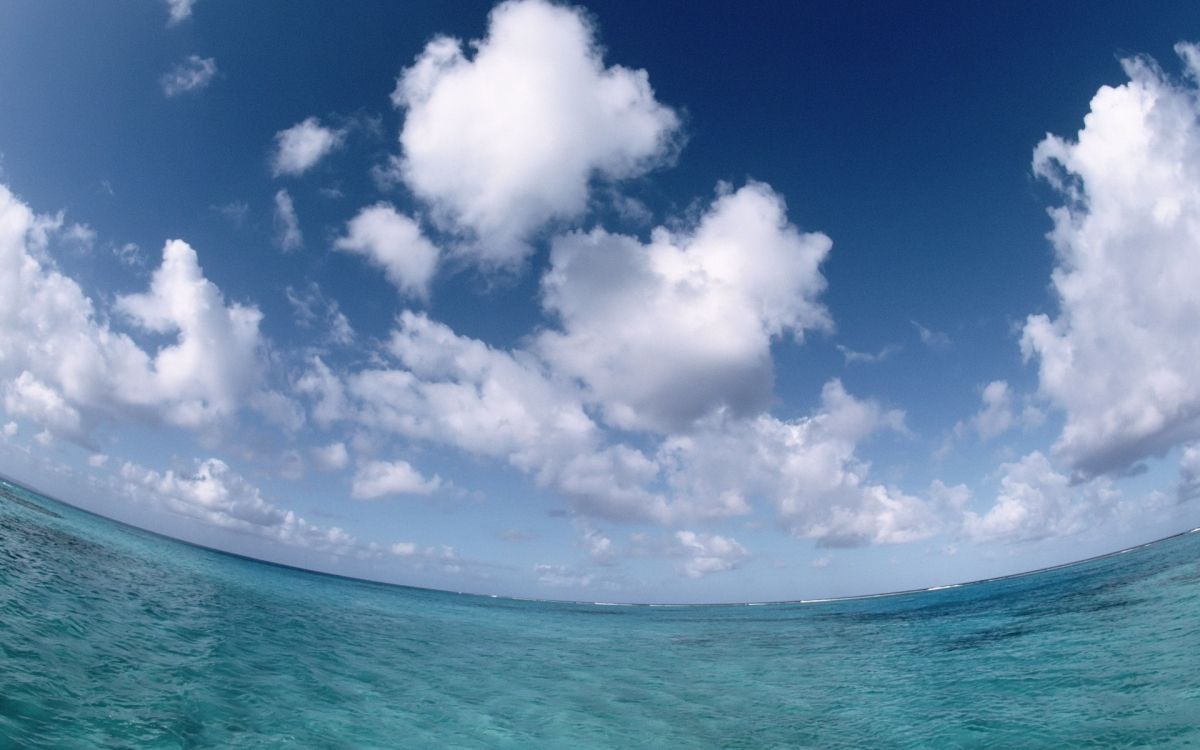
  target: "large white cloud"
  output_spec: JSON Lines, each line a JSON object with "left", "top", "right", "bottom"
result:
{"left": 334, "top": 204, "right": 440, "bottom": 298}
{"left": 538, "top": 182, "right": 832, "bottom": 432}
{"left": 1023, "top": 44, "right": 1200, "bottom": 476}
{"left": 962, "top": 452, "right": 1119, "bottom": 543}
{"left": 658, "top": 380, "right": 937, "bottom": 547}
{"left": 303, "top": 309, "right": 935, "bottom": 543}
{"left": 392, "top": 0, "right": 679, "bottom": 266}
{"left": 0, "top": 183, "right": 274, "bottom": 439}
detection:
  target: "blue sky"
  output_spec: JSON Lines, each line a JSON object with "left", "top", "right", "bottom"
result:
{"left": 2, "top": 0, "right": 1199, "bottom": 602}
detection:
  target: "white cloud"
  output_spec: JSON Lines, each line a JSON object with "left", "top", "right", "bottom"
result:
{"left": 962, "top": 452, "right": 1118, "bottom": 543}
{"left": 538, "top": 182, "right": 832, "bottom": 432}
{"left": 659, "top": 380, "right": 936, "bottom": 547}
{"left": 88, "top": 452, "right": 109, "bottom": 468}
{"left": 965, "top": 380, "right": 1015, "bottom": 440}
{"left": 4, "top": 372, "right": 85, "bottom": 442}
{"left": 311, "top": 441, "right": 349, "bottom": 472}
{"left": 115, "top": 239, "right": 266, "bottom": 428}
{"left": 1023, "top": 44, "right": 1200, "bottom": 476}
{"left": 2, "top": 421, "right": 16, "bottom": 437}
{"left": 271, "top": 117, "right": 344, "bottom": 177}
{"left": 837, "top": 343, "right": 901, "bottom": 366}
{"left": 911, "top": 320, "right": 951, "bottom": 349}
{"left": 0, "top": 183, "right": 271, "bottom": 440}
{"left": 119, "top": 457, "right": 357, "bottom": 552}
{"left": 334, "top": 204, "right": 439, "bottom": 298}
{"left": 351, "top": 459, "right": 441, "bottom": 499}
{"left": 393, "top": 0, "right": 679, "bottom": 266}
{"left": 273, "top": 189, "right": 302, "bottom": 251}
{"left": 161, "top": 55, "right": 217, "bottom": 97}
{"left": 1178, "top": 444, "right": 1200, "bottom": 502}
{"left": 302, "top": 300, "right": 929, "bottom": 542}
{"left": 165, "top": 0, "right": 195, "bottom": 25}
{"left": 672, "top": 530, "right": 748, "bottom": 578}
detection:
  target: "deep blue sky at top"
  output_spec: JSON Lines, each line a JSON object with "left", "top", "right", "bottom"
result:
{"left": 4, "top": 1, "right": 1194, "bottom": 427}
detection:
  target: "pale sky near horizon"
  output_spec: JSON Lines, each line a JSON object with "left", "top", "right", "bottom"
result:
{"left": 1, "top": 0, "right": 1199, "bottom": 602}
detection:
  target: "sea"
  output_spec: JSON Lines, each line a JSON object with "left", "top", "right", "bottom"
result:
{"left": 2, "top": 478, "right": 1198, "bottom": 748}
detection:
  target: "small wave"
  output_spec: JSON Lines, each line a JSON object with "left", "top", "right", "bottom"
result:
{"left": 925, "top": 584, "right": 961, "bottom": 591}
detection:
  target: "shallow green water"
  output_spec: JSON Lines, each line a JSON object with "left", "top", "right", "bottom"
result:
{"left": 2, "top": 479, "right": 1198, "bottom": 748}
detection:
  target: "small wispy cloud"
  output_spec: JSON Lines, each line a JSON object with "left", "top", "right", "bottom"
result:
{"left": 836, "top": 343, "right": 901, "bottom": 365}
{"left": 161, "top": 55, "right": 217, "bottom": 97}
{"left": 911, "top": 320, "right": 951, "bottom": 349}
{"left": 273, "top": 189, "right": 303, "bottom": 251}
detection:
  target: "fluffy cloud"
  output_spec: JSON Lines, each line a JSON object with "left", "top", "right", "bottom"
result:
{"left": 119, "top": 457, "right": 357, "bottom": 552}
{"left": 393, "top": 0, "right": 679, "bottom": 266}
{"left": 115, "top": 239, "right": 266, "bottom": 428}
{"left": 273, "top": 189, "right": 302, "bottom": 251}
{"left": 953, "top": 380, "right": 1042, "bottom": 443}
{"left": 659, "top": 381, "right": 936, "bottom": 546}
{"left": 165, "top": 0, "right": 195, "bottom": 25}
{"left": 962, "top": 452, "right": 1119, "bottom": 543}
{"left": 538, "top": 182, "right": 832, "bottom": 432}
{"left": 334, "top": 204, "right": 439, "bottom": 298}
{"left": 306, "top": 307, "right": 932, "bottom": 542}
{"left": 161, "top": 55, "right": 217, "bottom": 97}
{"left": 351, "top": 459, "right": 441, "bottom": 499}
{"left": 1023, "top": 44, "right": 1200, "bottom": 476}
{"left": 0, "top": 184, "right": 271, "bottom": 439}
{"left": 672, "top": 531, "right": 749, "bottom": 578}
{"left": 4, "top": 372, "right": 84, "bottom": 442}
{"left": 271, "top": 117, "right": 345, "bottom": 177}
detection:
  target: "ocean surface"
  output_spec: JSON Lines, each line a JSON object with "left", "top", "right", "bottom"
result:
{"left": 2, "top": 479, "right": 1199, "bottom": 748}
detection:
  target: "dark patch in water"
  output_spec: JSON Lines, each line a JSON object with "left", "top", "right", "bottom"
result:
{"left": 0, "top": 486, "right": 61, "bottom": 518}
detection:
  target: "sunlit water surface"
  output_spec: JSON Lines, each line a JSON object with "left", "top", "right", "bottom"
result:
{"left": 2, "top": 479, "right": 1198, "bottom": 748}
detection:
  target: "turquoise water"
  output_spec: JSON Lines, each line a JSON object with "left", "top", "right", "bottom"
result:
{"left": 2, "top": 480, "right": 1199, "bottom": 748}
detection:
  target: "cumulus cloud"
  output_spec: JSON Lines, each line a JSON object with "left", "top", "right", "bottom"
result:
{"left": 4, "top": 372, "right": 85, "bottom": 443}
{"left": 273, "top": 189, "right": 302, "bottom": 251}
{"left": 538, "top": 182, "right": 832, "bottom": 432}
{"left": 1023, "top": 44, "right": 1200, "bottom": 476}
{"left": 0, "top": 184, "right": 271, "bottom": 440}
{"left": 962, "top": 452, "right": 1119, "bottom": 543}
{"left": 271, "top": 117, "right": 345, "bottom": 177}
{"left": 303, "top": 307, "right": 933, "bottom": 543}
{"left": 334, "top": 204, "right": 439, "bottom": 298}
{"left": 165, "top": 0, "right": 195, "bottom": 25}
{"left": 672, "top": 530, "right": 748, "bottom": 578}
{"left": 161, "top": 55, "right": 217, "bottom": 97}
{"left": 952, "top": 380, "right": 1043, "bottom": 443}
{"left": 271, "top": 118, "right": 344, "bottom": 177}
{"left": 119, "top": 457, "right": 357, "bottom": 552}
{"left": 351, "top": 459, "right": 441, "bottom": 499}
{"left": 659, "top": 381, "right": 936, "bottom": 546}
{"left": 393, "top": 0, "right": 679, "bottom": 266}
